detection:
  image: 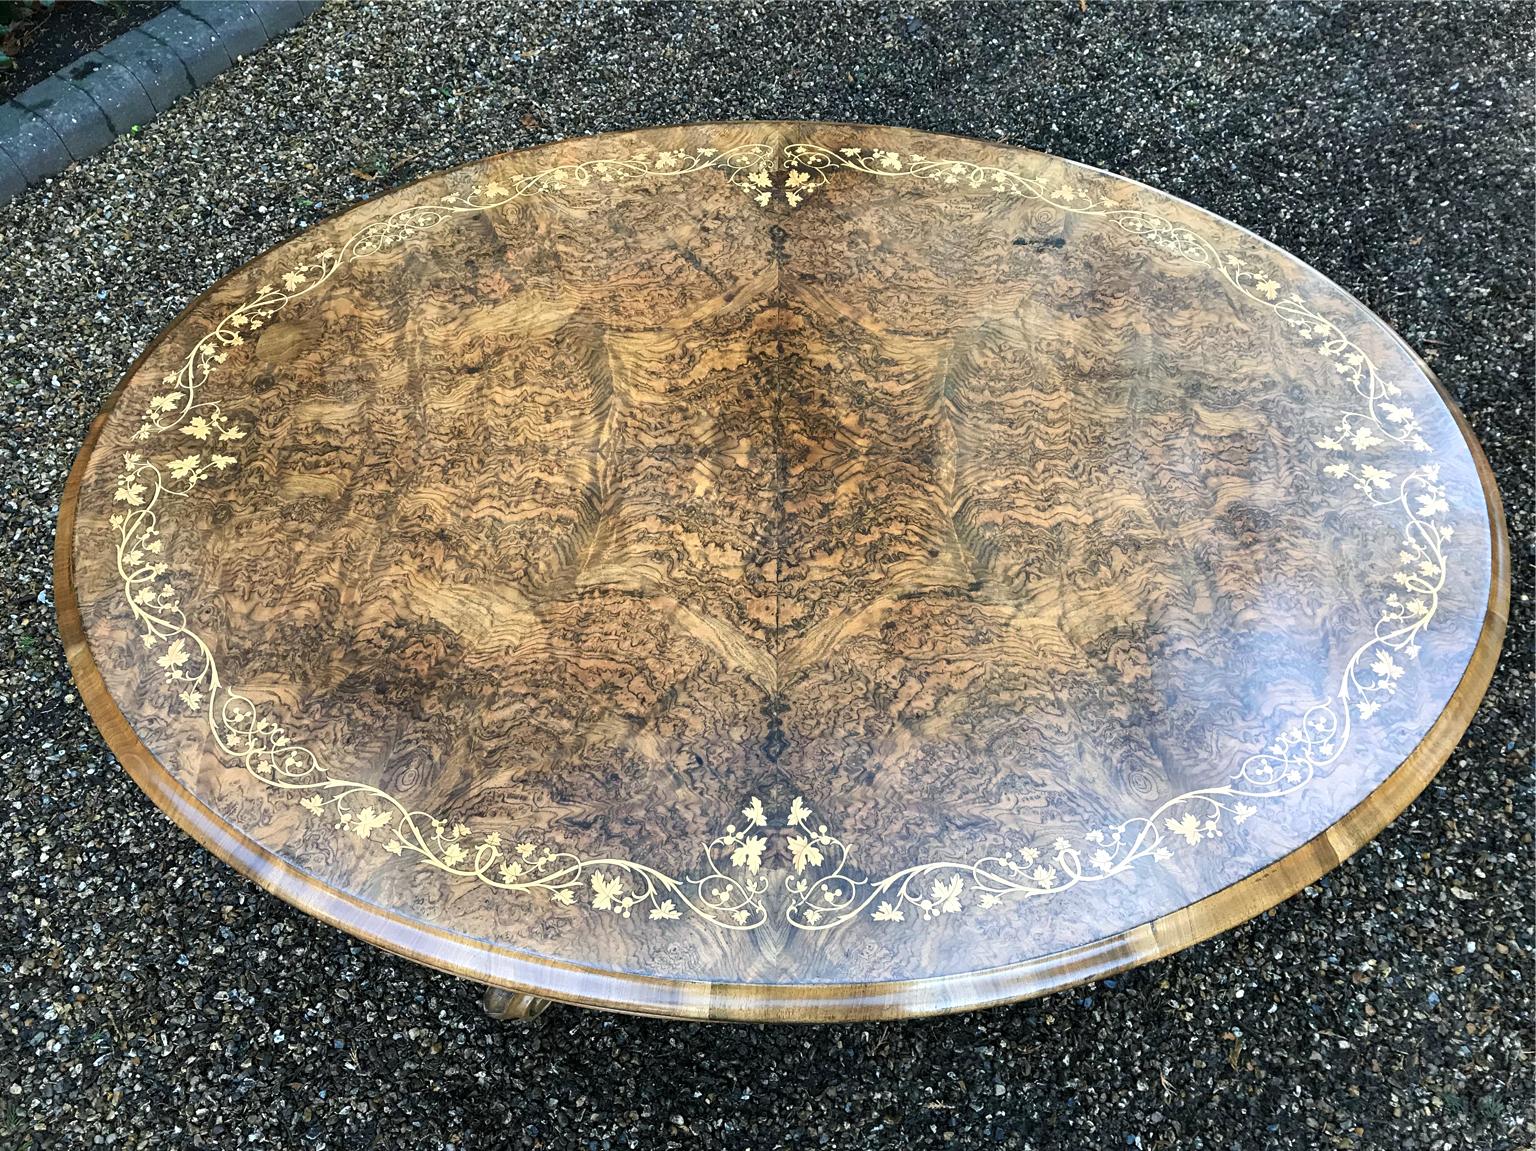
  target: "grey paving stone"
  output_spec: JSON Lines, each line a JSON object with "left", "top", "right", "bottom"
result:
{"left": 0, "top": 144, "right": 28, "bottom": 204}
{"left": 179, "top": 2, "right": 269, "bottom": 60}
{"left": 141, "top": 7, "right": 233, "bottom": 89}
{"left": 99, "top": 29, "right": 194, "bottom": 114}
{"left": 247, "top": 0, "right": 310, "bottom": 37}
{"left": 12, "top": 76, "right": 115, "bottom": 161}
{"left": 0, "top": 102, "right": 71, "bottom": 182}
{"left": 61, "top": 52, "right": 157, "bottom": 135}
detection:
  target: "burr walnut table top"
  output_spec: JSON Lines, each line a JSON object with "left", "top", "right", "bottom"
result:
{"left": 57, "top": 123, "right": 1507, "bottom": 1022}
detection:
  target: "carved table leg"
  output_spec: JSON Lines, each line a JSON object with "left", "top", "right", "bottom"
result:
{"left": 483, "top": 986, "right": 552, "bottom": 1021}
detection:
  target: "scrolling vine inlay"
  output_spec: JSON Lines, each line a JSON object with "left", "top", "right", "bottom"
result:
{"left": 64, "top": 125, "right": 1496, "bottom": 1006}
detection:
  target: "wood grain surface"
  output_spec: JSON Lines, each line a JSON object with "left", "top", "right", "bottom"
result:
{"left": 56, "top": 123, "right": 1507, "bottom": 1021}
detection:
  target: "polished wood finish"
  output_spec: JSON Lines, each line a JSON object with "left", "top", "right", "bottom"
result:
{"left": 482, "top": 987, "right": 551, "bottom": 1022}
{"left": 56, "top": 123, "right": 1507, "bottom": 1022}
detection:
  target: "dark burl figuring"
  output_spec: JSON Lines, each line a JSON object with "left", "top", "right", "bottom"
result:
{"left": 56, "top": 124, "right": 1507, "bottom": 1021}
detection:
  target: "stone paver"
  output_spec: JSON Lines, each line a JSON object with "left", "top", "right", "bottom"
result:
{"left": 140, "top": 7, "right": 233, "bottom": 89}
{"left": 0, "top": 103, "right": 72, "bottom": 184}
{"left": 178, "top": 2, "right": 269, "bottom": 61}
{"left": 12, "top": 76, "right": 115, "bottom": 161}
{"left": 1, "top": 2, "right": 318, "bottom": 204}
{"left": 62, "top": 53, "right": 157, "bottom": 135}
{"left": 98, "top": 28, "right": 195, "bottom": 115}
{"left": 247, "top": 0, "right": 315, "bottom": 38}
{"left": 0, "top": 145, "right": 26, "bottom": 202}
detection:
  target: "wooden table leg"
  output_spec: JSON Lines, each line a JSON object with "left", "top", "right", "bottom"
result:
{"left": 483, "top": 986, "right": 552, "bottom": 1021}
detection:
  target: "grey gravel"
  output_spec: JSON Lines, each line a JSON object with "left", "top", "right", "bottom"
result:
{"left": 1, "top": 2, "right": 1531, "bottom": 1148}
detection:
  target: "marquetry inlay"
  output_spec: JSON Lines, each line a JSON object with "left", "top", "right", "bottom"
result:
{"left": 57, "top": 123, "right": 1506, "bottom": 1021}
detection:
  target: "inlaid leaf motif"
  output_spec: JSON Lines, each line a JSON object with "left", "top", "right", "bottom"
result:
{"left": 166, "top": 454, "right": 203, "bottom": 481}
{"left": 155, "top": 639, "right": 189, "bottom": 674}
{"left": 1370, "top": 650, "right": 1405, "bottom": 681}
{"left": 931, "top": 876, "right": 965, "bottom": 915}
{"left": 788, "top": 834, "right": 824, "bottom": 874}
{"left": 1349, "top": 425, "right": 1383, "bottom": 450}
{"left": 351, "top": 807, "right": 391, "bottom": 840}
{"left": 1358, "top": 465, "right": 1395, "bottom": 490}
{"left": 1166, "top": 811, "right": 1205, "bottom": 847}
{"left": 591, "top": 871, "right": 624, "bottom": 911}
{"left": 730, "top": 835, "right": 767, "bottom": 874}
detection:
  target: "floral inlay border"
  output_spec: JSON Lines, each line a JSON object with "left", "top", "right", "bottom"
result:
{"left": 102, "top": 139, "right": 1453, "bottom": 932}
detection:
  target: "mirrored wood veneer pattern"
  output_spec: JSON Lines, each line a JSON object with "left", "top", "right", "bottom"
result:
{"left": 57, "top": 123, "right": 1507, "bottom": 1021}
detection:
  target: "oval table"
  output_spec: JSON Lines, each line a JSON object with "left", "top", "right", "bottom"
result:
{"left": 56, "top": 123, "right": 1508, "bottom": 1022}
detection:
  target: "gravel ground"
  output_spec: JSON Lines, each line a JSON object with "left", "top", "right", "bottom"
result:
{"left": 1, "top": 2, "right": 1531, "bottom": 1148}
